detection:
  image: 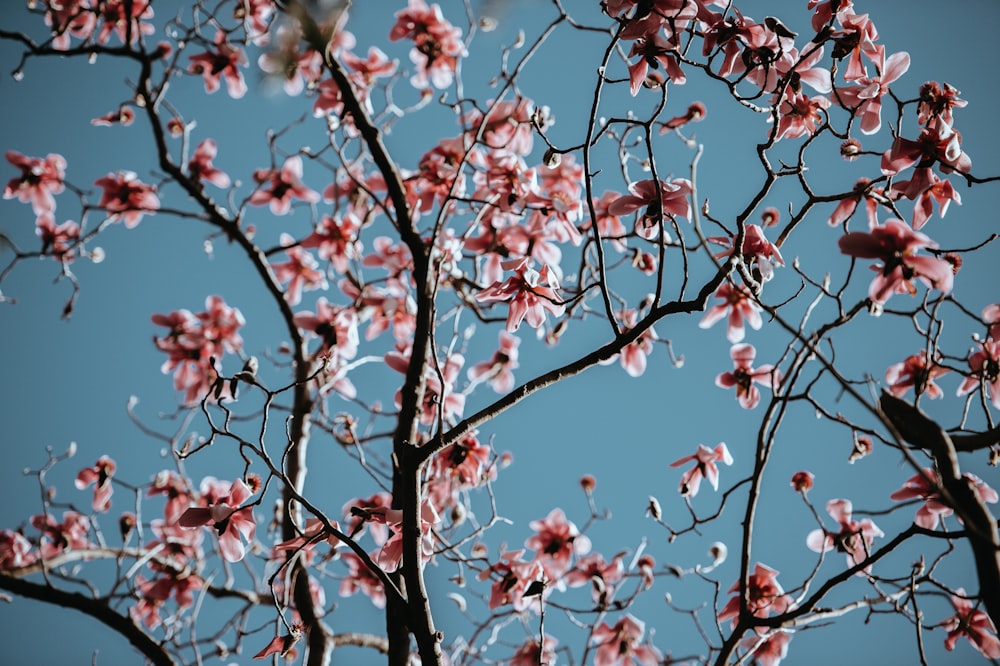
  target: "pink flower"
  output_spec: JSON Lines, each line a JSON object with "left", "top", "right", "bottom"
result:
{"left": 884, "top": 350, "right": 949, "bottom": 399}
{"left": 607, "top": 177, "right": 692, "bottom": 239}
{"left": 617, "top": 308, "right": 656, "bottom": 377}
{"left": 273, "top": 234, "right": 327, "bottom": 306}
{"left": 670, "top": 443, "right": 733, "bottom": 497}
{"left": 699, "top": 282, "right": 763, "bottom": 343}
{"left": 301, "top": 213, "right": 363, "bottom": 274}
{"left": 890, "top": 468, "right": 998, "bottom": 530}
{"left": 95, "top": 0, "right": 154, "bottom": 45}
{"left": 178, "top": 477, "right": 257, "bottom": 562}
{"left": 476, "top": 258, "right": 565, "bottom": 332}
{"left": 509, "top": 637, "right": 558, "bottom": 666}
{"left": 4, "top": 150, "right": 67, "bottom": 216}
{"left": 774, "top": 91, "right": 831, "bottom": 140}
{"left": 478, "top": 549, "right": 547, "bottom": 611}
{"left": 257, "top": 25, "right": 323, "bottom": 96}
{"left": 525, "top": 508, "right": 591, "bottom": 576}
{"left": 888, "top": 167, "right": 960, "bottom": 230}
{"left": 880, "top": 117, "right": 971, "bottom": 176}
{"left": 343, "top": 46, "right": 398, "bottom": 106}
{"left": 806, "top": 498, "right": 883, "bottom": 571}
{"left": 43, "top": 0, "right": 97, "bottom": 50}
{"left": 339, "top": 552, "right": 386, "bottom": 608}
{"left": 834, "top": 46, "right": 909, "bottom": 134}
{"left": 827, "top": 178, "right": 885, "bottom": 228}
{"left": 36, "top": 216, "right": 80, "bottom": 262}
{"left": 131, "top": 570, "right": 204, "bottom": 630}
{"left": 918, "top": 81, "right": 966, "bottom": 126}
{"left": 31, "top": 510, "right": 92, "bottom": 559}
{"left": 147, "top": 470, "right": 191, "bottom": 525}
{"left": 718, "top": 563, "right": 792, "bottom": 625}
{"left": 627, "top": 32, "right": 685, "bottom": 96}
{"left": 294, "top": 296, "right": 359, "bottom": 362}
{"left": 186, "top": 139, "right": 230, "bottom": 188}
{"left": 565, "top": 552, "right": 624, "bottom": 603}
{"left": 743, "top": 630, "right": 793, "bottom": 666}
{"left": 591, "top": 614, "right": 662, "bottom": 666}
{"left": 94, "top": 170, "right": 159, "bottom": 228}
{"left": 837, "top": 218, "right": 953, "bottom": 304}
{"left": 0, "top": 529, "right": 36, "bottom": 570}
{"left": 940, "top": 588, "right": 1000, "bottom": 659}
{"left": 468, "top": 331, "right": 520, "bottom": 393}
{"left": 956, "top": 340, "right": 1000, "bottom": 408}
{"left": 389, "top": 0, "right": 465, "bottom": 89}
{"left": 582, "top": 190, "right": 629, "bottom": 251}
{"left": 715, "top": 343, "right": 781, "bottom": 409}
{"left": 709, "top": 224, "right": 784, "bottom": 282}
{"left": 74, "top": 456, "right": 116, "bottom": 512}
{"left": 248, "top": 156, "right": 320, "bottom": 215}
{"left": 188, "top": 30, "right": 248, "bottom": 98}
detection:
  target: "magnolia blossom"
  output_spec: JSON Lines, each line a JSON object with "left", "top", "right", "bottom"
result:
{"left": 608, "top": 177, "right": 692, "bottom": 239}
{"left": 339, "top": 551, "right": 386, "bottom": 608}
{"left": 838, "top": 218, "right": 953, "bottom": 304}
{"left": 710, "top": 224, "right": 784, "bottom": 282}
{"left": 0, "top": 530, "right": 36, "bottom": 570}
{"left": 248, "top": 155, "right": 320, "bottom": 215}
{"left": 718, "top": 563, "right": 793, "bottom": 625}
{"left": 36, "top": 217, "right": 81, "bottom": 262}
{"left": 592, "top": 614, "right": 662, "bottom": 666}
{"left": 565, "top": 552, "right": 624, "bottom": 603}
{"left": 835, "top": 46, "right": 909, "bottom": 134}
{"left": 743, "top": 630, "right": 793, "bottom": 666}
{"left": 273, "top": 233, "right": 328, "bottom": 306}
{"left": 468, "top": 331, "right": 520, "bottom": 393}
{"left": 956, "top": 340, "right": 1000, "bottom": 409}
{"left": 475, "top": 258, "right": 564, "bottom": 332}
{"left": 389, "top": 0, "right": 465, "bottom": 89}
{"left": 807, "top": 498, "right": 883, "bottom": 571}
{"left": 774, "top": 91, "right": 830, "bottom": 140}
{"left": 509, "top": 637, "right": 558, "bottom": 666}
{"left": 699, "top": 282, "right": 763, "bottom": 343}
{"left": 188, "top": 30, "right": 248, "bottom": 98}
{"left": 940, "top": 588, "right": 1000, "bottom": 659}
{"left": 74, "top": 456, "right": 116, "bottom": 512}
{"left": 179, "top": 477, "right": 256, "bottom": 563}
{"left": 669, "top": 443, "right": 733, "bottom": 497}
{"left": 525, "top": 508, "right": 591, "bottom": 576}
{"left": 186, "top": 139, "right": 230, "bottom": 188}
{"left": 918, "top": 81, "right": 967, "bottom": 125}
{"left": 94, "top": 171, "right": 160, "bottom": 228}
{"left": 881, "top": 116, "right": 972, "bottom": 176}
{"left": 716, "top": 343, "right": 781, "bottom": 409}
{"left": 3, "top": 150, "right": 66, "bottom": 215}
{"left": 827, "top": 178, "right": 884, "bottom": 228}
{"left": 617, "top": 308, "right": 656, "bottom": 377}
{"left": 477, "top": 549, "right": 548, "bottom": 611}
{"left": 888, "top": 166, "right": 960, "bottom": 230}
{"left": 890, "top": 468, "right": 997, "bottom": 529}
{"left": 884, "top": 350, "right": 949, "bottom": 399}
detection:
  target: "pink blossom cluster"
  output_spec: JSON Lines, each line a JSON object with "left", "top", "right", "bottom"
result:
{"left": 151, "top": 295, "right": 246, "bottom": 406}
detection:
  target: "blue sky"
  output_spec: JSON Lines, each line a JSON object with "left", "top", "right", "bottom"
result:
{"left": 1, "top": 1, "right": 999, "bottom": 664}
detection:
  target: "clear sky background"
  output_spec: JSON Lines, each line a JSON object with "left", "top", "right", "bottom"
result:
{"left": 1, "top": 1, "right": 999, "bottom": 664}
